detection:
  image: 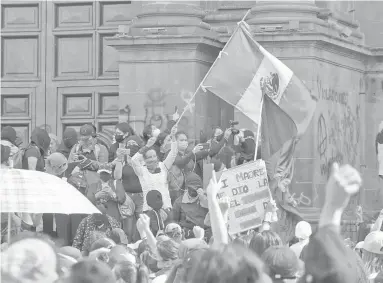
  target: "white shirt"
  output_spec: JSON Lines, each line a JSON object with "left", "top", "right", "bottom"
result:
{"left": 131, "top": 141, "right": 178, "bottom": 211}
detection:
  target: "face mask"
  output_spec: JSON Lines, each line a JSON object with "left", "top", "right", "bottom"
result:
{"left": 115, "top": 134, "right": 124, "bottom": 143}
{"left": 178, "top": 141, "right": 188, "bottom": 151}
{"left": 152, "top": 128, "right": 161, "bottom": 138}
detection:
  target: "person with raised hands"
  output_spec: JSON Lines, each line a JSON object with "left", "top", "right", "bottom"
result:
{"left": 299, "top": 163, "right": 367, "bottom": 283}
{"left": 128, "top": 125, "right": 179, "bottom": 212}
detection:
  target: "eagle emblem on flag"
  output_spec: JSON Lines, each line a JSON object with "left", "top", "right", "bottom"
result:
{"left": 260, "top": 72, "right": 280, "bottom": 101}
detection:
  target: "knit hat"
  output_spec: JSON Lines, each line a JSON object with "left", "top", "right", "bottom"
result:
{"left": 80, "top": 124, "right": 95, "bottom": 137}
{"left": 63, "top": 127, "right": 78, "bottom": 148}
{"left": 31, "top": 128, "right": 51, "bottom": 154}
{"left": 1, "top": 145, "right": 11, "bottom": 164}
{"left": 146, "top": 190, "right": 163, "bottom": 210}
{"left": 46, "top": 152, "right": 68, "bottom": 176}
{"left": 185, "top": 172, "right": 203, "bottom": 191}
{"left": 295, "top": 221, "right": 312, "bottom": 240}
{"left": 1, "top": 126, "right": 17, "bottom": 145}
{"left": 363, "top": 231, "right": 383, "bottom": 254}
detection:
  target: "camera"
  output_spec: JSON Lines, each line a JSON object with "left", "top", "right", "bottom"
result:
{"left": 229, "top": 120, "right": 240, "bottom": 135}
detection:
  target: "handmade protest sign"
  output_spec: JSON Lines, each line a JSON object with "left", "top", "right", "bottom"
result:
{"left": 217, "top": 159, "right": 270, "bottom": 235}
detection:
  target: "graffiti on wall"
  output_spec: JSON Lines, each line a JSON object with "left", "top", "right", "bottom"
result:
{"left": 119, "top": 88, "right": 196, "bottom": 140}
{"left": 316, "top": 76, "right": 361, "bottom": 179}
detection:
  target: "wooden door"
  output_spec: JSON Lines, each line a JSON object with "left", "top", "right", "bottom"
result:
{"left": 1, "top": 1, "right": 48, "bottom": 146}
{"left": 44, "top": 0, "right": 140, "bottom": 138}
{"left": 1, "top": 1, "right": 140, "bottom": 143}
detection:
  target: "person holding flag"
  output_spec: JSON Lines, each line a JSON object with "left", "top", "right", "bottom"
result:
{"left": 174, "top": 15, "right": 316, "bottom": 242}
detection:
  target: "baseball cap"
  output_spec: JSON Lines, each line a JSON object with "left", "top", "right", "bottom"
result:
{"left": 97, "top": 163, "right": 112, "bottom": 174}
{"left": 165, "top": 223, "right": 182, "bottom": 235}
{"left": 295, "top": 221, "right": 312, "bottom": 240}
{"left": 80, "top": 124, "right": 95, "bottom": 137}
{"left": 363, "top": 231, "right": 383, "bottom": 254}
{"left": 261, "top": 246, "right": 302, "bottom": 280}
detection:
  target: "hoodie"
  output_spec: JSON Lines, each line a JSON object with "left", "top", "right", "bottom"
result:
{"left": 30, "top": 128, "right": 51, "bottom": 154}
{"left": 57, "top": 128, "right": 78, "bottom": 159}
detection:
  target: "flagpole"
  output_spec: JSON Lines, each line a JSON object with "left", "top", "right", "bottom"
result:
{"left": 174, "top": 8, "right": 253, "bottom": 128}
{"left": 254, "top": 97, "right": 264, "bottom": 161}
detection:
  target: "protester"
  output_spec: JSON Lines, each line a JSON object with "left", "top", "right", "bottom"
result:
{"left": 249, "top": 230, "right": 284, "bottom": 257}
{"left": 48, "top": 133, "right": 60, "bottom": 155}
{"left": 290, "top": 221, "right": 312, "bottom": 258}
{"left": 129, "top": 125, "right": 178, "bottom": 212}
{"left": 19, "top": 128, "right": 51, "bottom": 233}
{"left": 145, "top": 190, "right": 169, "bottom": 237}
{"left": 109, "top": 122, "right": 139, "bottom": 162}
{"left": 44, "top": 152, "right": 69, "bottom": 238}
{"left": 360, "top": 231, "right": 383, "bottom": 281}
{"left": 113, "top": 123, "right": 144, "bottom": 242}
{"left": 72, "top": 213, "right": 121, "bottom": 254}
{"left": 66, "top": 259, "right": 116, "bottom": 283}
{"left": 171, "top": 172, "right": 210, "bottom": 239}
{"left": 0, "top": 125, "right": 19, "bottom": 160}
{"left": 154, "top": 131, "right": 172, "bottom": 161}
{"left": 262, "top": 246, "right": 303, "bottom": 283}
{"left": 57, "top": 127, "right": 78, "bottom": 159}
{"left": 87, "top": 163, "right": 127, "bottom": 224}
{"left": 1, "top": 237, "right": 59, "bottom": 283}
{"left": 142, "top": 124, "right": 161, "bottom": 145}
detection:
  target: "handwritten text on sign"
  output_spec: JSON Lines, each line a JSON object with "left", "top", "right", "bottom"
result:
{"left": 218, "top": 160, "right": 270, "bottom": 235}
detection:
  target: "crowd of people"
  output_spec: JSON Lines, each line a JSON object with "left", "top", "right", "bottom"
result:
{"left": 1, "top": 121, "right": 383, "bottom": 283}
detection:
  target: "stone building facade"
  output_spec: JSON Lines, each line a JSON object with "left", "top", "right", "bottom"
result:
{"left": 1, "top": 1, "right": 383, "bottom": 229}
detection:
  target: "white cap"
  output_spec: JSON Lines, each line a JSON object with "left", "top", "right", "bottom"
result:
{"left": 295, "top": 221, "right": 312, "bottom": 240}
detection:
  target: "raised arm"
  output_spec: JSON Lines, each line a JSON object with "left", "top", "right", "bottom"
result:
{"left": 163, "top": 126, "right": 179, "bottom": 169}
{"left": 130, "top": 151, "right": 144, "bottom": 177}
{"left": 209, "top": 129, "right": 232, "bottom": 157}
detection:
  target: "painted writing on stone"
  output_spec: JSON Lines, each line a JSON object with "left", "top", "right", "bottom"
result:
{"left": 316, "top": 77, "right": 360, "bottom": 179}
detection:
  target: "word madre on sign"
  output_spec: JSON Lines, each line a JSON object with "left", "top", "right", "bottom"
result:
{"left": 217, "top": 159, "right": 270, "bottom": 235}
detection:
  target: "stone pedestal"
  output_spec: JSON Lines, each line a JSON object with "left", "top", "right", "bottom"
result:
{"left": 240, "top": 1, "right": 373, "bottom": 223}
{"left": 108, "top": 1, "right": 224, "bottom": 141}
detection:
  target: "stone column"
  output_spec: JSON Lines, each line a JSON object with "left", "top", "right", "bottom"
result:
{"left": 108, "top": 1, "right": 223, "bottom": 141}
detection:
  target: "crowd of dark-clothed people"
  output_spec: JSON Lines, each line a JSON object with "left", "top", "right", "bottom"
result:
{"left": 1, "top": 121, "right": 383, "bottom": 283}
